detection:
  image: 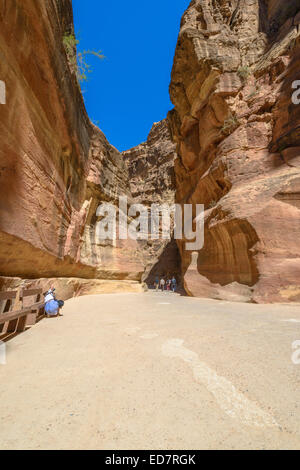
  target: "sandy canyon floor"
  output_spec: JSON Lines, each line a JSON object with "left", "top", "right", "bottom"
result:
{"left": 0, "top": 292, "right": 300, "bottom": 450}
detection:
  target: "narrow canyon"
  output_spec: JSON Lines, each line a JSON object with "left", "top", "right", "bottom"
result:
{"left": 1, "top": 0, "right": 300, "bottom": 303}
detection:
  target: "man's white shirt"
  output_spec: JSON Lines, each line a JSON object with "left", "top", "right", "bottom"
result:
{"left": 45, "top": 293, "right": 55, "bottom": 303}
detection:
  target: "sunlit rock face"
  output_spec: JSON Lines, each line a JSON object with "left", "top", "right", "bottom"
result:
{"left": 168, "top": 0, "right": 300, "bottom": 302}
{"left": 0, "top": 0, "right": 143, "bottom": 282}
{"left": 123, "top": 120, "right": 181, "bottom": 285}
{"left": 123, "top": 120, "right": 176, "bottom": 206}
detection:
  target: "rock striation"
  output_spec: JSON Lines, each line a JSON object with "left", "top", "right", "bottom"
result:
{"left": 0, "top": 0, "right": 143, "bottom": 296}
{"left": 123, "top": 120, "right": 181, "bottom": 285}
{"left": 1, "top": 0, "right": 300, "bottom": 303}
{"left": 123, "top": 120, "right": 176, "bottom": 206}
{"left": 168, "top": 0, "right": 300, "bottom": 302}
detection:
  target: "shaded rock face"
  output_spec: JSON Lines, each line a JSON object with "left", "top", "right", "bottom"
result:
{"left": 168, "top": 0, "right": 300, "bottom": 302}
{"left": 123, "top": 120, "right": 182, "bottom": 285}
{"left": 0, "top": 0, "right": 143, "bottom": 282}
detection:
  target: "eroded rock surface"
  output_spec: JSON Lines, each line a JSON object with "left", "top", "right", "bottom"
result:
{"left": 168, "top": 0, "right": 300, "bottom": 302}
{"left": 1, "top": 0, "right": 300, "bottom": 304}
{"left": 123, "top": 120, "right": 176, "bottom": 206}
{"left": 0, "top": 276, "right": 144, "bottom": 305}
{"left": 123, "top": 120, "right": 181, "bottom": 285}
{"left": 0, "top": 0, "right": 143, "bottom": 285}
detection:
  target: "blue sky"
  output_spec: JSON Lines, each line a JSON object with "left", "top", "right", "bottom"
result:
{"left": 72, "top": 0, "right": 189, "bottom": 151}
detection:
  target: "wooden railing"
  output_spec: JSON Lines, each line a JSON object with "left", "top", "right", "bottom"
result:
{"left": 0, "top": 288, "right": 44, "bottom": 339}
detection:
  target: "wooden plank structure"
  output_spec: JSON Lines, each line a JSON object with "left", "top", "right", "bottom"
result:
{"left": 0, "top": 288, "right": 44, "bottom": 339}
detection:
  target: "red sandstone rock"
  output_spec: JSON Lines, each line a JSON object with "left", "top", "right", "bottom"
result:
{"left": 168, "top": 0, "right": 300, "bottom": 303}
{"left": 1, "top": 0, "right": 300, "bottom": 304}
{"left": 0, "top": 0, "right": 143, "bottom": 282}
{"left": 123, "top": 120, "right": 181, "bottom": 284}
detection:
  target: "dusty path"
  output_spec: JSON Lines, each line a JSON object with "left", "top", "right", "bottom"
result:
{"left": 0, "top": 292, "right": 300, "bottom": 450}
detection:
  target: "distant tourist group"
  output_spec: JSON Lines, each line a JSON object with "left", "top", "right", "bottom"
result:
{"left": 154, "top": 276, "right": 177, "bottom": 293}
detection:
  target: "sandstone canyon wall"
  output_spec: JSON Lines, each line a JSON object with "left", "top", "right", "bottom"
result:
{"left": 168, "top": 0, "right": 300, "bottom": 302}
{"left": 0, "top": 0, "right": 144, "bottom": 297}
{"left": 1, "top": 0, "right": 300, "bottom": 303}
{"left": 123, "top": 120, "right": 182, "bottom": 286}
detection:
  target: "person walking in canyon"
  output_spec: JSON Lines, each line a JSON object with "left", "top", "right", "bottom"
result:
{"left": 160, "top": 278, "right": 166, "bottom": 292}
{"left": 154, "top": 277, "right": 159, "bottom": 291}
{"left": 171, "top": 277, "right": 177, "bottom": 293}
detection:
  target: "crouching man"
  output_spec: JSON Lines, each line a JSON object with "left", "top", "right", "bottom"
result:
{"left": 44, "top": 287, "right": 64, "bottom": 318}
